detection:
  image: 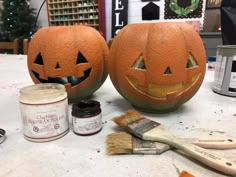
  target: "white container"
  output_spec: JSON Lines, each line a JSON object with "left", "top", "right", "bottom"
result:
{"left": 213, "top": 45, "right": 236, "bottom": 97}
{"left": 19, "top": 83, "right": 69, "bottom": 142}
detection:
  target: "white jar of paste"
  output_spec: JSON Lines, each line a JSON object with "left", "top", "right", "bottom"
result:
{"left": 19, "top": 83, "right": 69, "bottom": 142}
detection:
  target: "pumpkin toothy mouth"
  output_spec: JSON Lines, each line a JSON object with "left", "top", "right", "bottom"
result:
{"left": 127, "top": 73, "right": 201, "bottom": 99}
{"left": 31, "top": 68, "right": 92, "bottom": 87}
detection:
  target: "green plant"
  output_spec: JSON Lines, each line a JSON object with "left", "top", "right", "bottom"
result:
{"left": 0, "top": 0, "right": 38, "bottom": 53}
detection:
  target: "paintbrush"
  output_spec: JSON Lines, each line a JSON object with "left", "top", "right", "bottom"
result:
{"left": 106, "top": 132, "right": 236, "bottom": 155}
{"left": 113, "top": 110, "right": 236, "bottom": 176}
{"left": 106, "top": 132, "right": 170, "bottom": 155}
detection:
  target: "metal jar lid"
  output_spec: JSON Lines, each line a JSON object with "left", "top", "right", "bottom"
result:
{"left": 72, "top": 100, "right": 101, "bottom": 118}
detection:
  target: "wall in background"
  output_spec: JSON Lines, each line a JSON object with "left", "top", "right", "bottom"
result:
{"left": 30, "top": 0, "right": 112, "bottom": 40}
{"left": 30, "top": 0, "right": 207, "bottom": 41}
{"left": 203, "top": 9, "right": 221, "bottom": 32}
{"left": 106, "top": 0, "right": 206, "bottom": 40}
{"left": 30, "top": 0, "right": 49, "bottom": 27}
{"left": 0, "top": 0, "right": 222, "bottom": 56}
{"left": 30, "top": 0, "right": 111, "bottom": 39}
{"left": 0, "top": 1, "right": 45, "bottom": 27}
{"left": 105, "top": 1, "right": 111, "bottom": 40}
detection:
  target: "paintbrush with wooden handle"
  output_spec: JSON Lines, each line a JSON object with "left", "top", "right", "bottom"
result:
{"left": 113, "top": 110, "right": 236, "bottom": 176}
{"left": 106, "top": 132, "right": 236, "bottom": 155}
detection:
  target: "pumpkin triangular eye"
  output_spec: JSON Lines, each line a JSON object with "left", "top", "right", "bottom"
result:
{"left": 186, "top": 54, "right": 197, "bottom": 68}
{"left": 76, "top": 52, "right": 88, "bottom": 64}
{"left": 164, "top": 66, "right": 172, "bottom": 74}
{"left": 34, "top": 53, "right": 44, "bottom": 65}
{"left": 55, "top": 63, "right": 60, "bottom": 69}
{"left": 132, "top": 54, "right": 146, "bottom": 70}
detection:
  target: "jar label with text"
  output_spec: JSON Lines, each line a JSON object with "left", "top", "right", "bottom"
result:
{"left": 19, "top": 98, "right": 69, "bottom": 141}
{"left": 72, "top": 114, "right": 102, "bottom": 134}
{"left": 229, "top": 59, "right": 236, "bottom": 92}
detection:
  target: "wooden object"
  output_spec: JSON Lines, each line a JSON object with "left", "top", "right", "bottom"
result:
{"left": 143, "top": 125, "right": 236, "bottom": 176}
{"left": 113, "top": 110, "right": 236, "bottom": 176}
{"left": 46, "top": 0, "right": 106, "bottom": 38}
{"left": 23, "top": 39, "right": 29, "bottom": 55}
{"left": 0, "top": 39, "right": 19, "bottom": 54}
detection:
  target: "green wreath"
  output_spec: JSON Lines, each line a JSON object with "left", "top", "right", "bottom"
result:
{"left": 169, "top": 0, "right": 200, "bottom": 16}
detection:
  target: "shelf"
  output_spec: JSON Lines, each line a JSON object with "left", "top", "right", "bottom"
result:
{"left": 50, "top": 18, "right": 99, "bottom": 22}
{"left": 200, "top": 32, "right": 222, "bottom": 37}
{"left": 50, "top": 12, "right": 98, "bottom": 16}
{"left": 48, "top": 0, "right": 97, "bottom": 3}
{"left": 48, "top": 5, "right": 98, "bottom": 10}
{"left": 46, "top": 0, "right": 106, "bottom": 39}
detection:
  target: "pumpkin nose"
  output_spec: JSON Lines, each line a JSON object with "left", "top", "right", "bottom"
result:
{"left": 55, "top": 63, "right": 60, "bottom": 69}
{"left": 164, "top": 67, "right": 172, "bottom": 75}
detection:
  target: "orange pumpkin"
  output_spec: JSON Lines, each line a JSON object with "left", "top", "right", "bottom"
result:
{"left": 27, "top": 26, "right": 109, "bottom": 102}
{"left": 108, "top": 22, "right": 206, "bottom": 113}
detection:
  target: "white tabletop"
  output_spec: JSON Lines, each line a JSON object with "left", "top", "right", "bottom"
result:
{"left": 0, "top": 54, "right": 235, "bottom": 177}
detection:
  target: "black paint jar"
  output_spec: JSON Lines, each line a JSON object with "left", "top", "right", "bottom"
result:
{"left": 72, "top": 100, "right": 102, "bottom": 135}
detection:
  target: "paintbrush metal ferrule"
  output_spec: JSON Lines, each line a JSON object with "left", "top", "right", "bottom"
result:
{"left": 132, "top": 137, "right": 170, "bottom": 154}
{"left": 127, "top": 117, "right": 160, "bottom": 139}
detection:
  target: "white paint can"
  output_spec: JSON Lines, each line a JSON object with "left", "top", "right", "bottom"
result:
{"left": 19, "top": 83, "right": 69, "bottom": 142}
{"left": 213, "top": 45, "right": 236, "bottom": 97}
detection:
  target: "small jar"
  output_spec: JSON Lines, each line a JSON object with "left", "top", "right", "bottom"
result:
{"left": 72, "top": 100, "right": 102, "bottom": 136}
{"left": 19, "top": 83, "right": 69, "bottom": 142}
{"left": 208, "top": 56, "right": 216, "bottom": 70}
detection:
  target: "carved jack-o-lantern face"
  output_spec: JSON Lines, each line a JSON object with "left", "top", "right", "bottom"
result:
{"left": 27, "top": 26, "right": 109, "bottom": 102}
{"left": 108, "top": 23, "right": 206, "bottom": 113}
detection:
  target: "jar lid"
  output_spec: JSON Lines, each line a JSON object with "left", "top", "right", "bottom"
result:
{"left": 208, "top": 56, "right": 216, "bottom": 62}
{"left": 19, "top": 83, "right": 67, "bottom": 104}
{"left": 72, "top": 100, "right": 101, "bottom": 117}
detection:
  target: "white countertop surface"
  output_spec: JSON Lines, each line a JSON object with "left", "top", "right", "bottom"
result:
{"left": 0, "top": 54, "right": 236, "bottom": 177}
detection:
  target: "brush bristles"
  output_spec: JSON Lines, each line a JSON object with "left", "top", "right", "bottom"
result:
{"left": 113, "top": 110, "right": 143, "bottom": 127}
{"left": 106, "top": 132, "right": 133, "bottom": 155}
